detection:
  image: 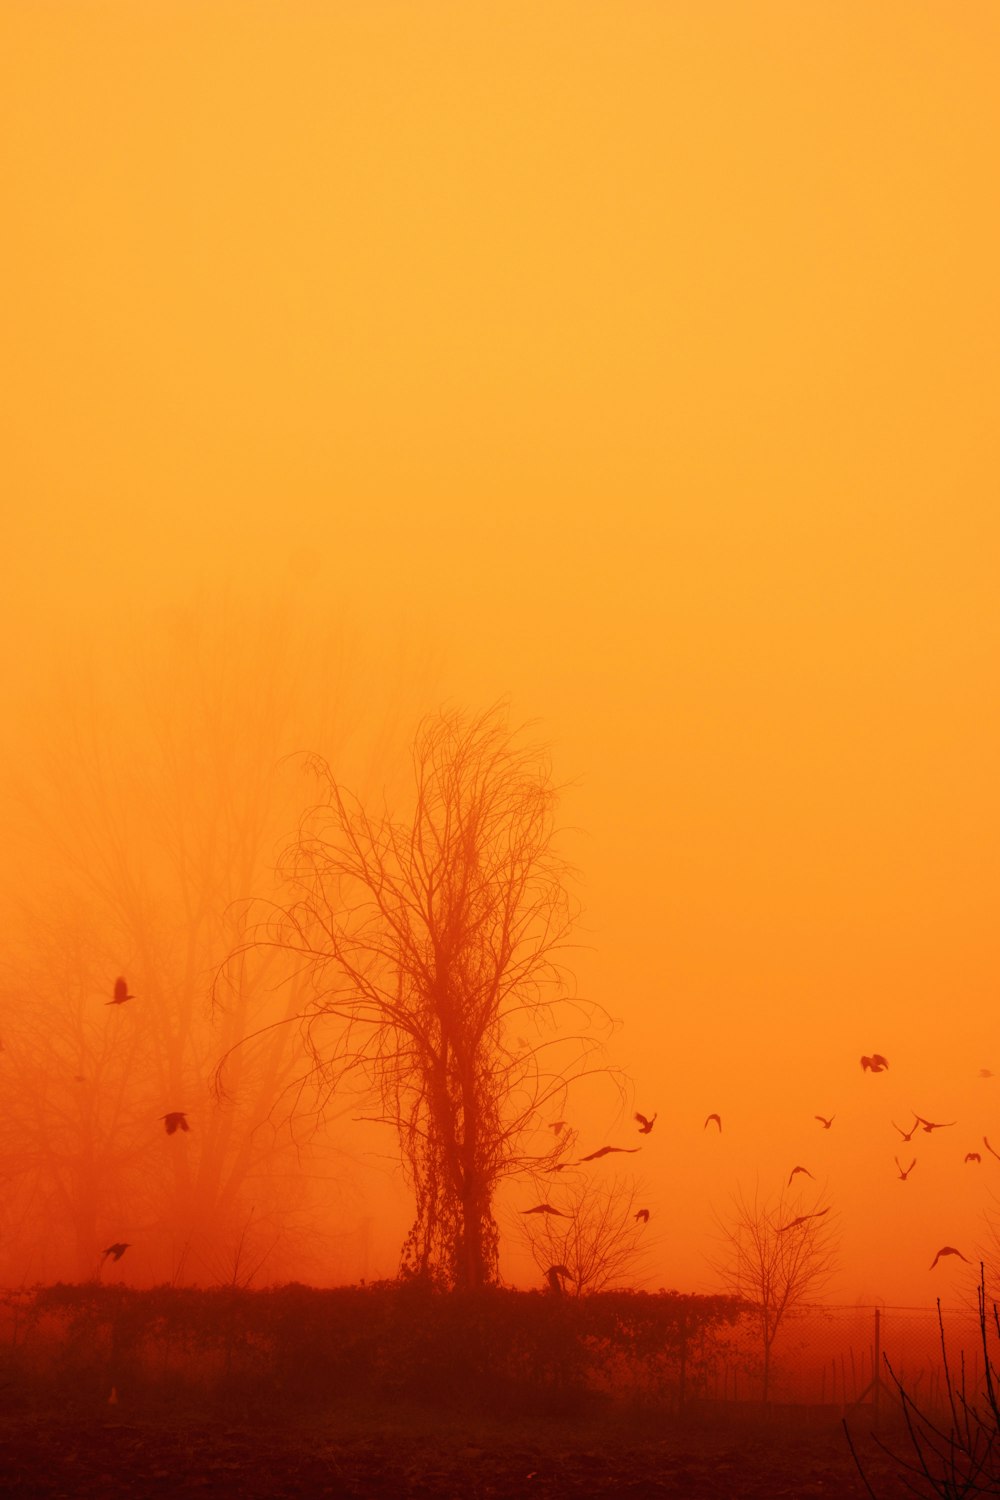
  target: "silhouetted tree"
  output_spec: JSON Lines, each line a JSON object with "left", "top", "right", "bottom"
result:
{"left": 711, "top": 1182, "right": 839, "bottom": 1402}
{"left": 0, "top": 907, "right": 153, "bottom": 1281}
{"left": 520, "top": 1174, "right": 652, "bottom": 1295}
{"left": 0, "top": 602, "right": 387, "bottom": 1284}
{"left": 224, "top": 705, "right": 610, "bottom": 1290}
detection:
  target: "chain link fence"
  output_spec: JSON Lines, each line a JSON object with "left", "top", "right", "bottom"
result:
{"left": 688, "top": 1301, "right": 989, "bottom": 1424}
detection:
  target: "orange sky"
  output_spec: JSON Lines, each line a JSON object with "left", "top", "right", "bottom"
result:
{"left": 2, "top": 1, "right": 998, "bottom": 1305}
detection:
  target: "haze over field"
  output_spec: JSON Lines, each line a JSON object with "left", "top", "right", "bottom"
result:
{"left": 1, "top": 1, "right": 998, "bottom": 1308}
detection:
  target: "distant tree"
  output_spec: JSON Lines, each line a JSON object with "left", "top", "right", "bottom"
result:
{"left": 0, "top": 603, "right": 373, "bottom": 1284}
{"left": 0, "top": 906, "right": 154, "bottom": 1281}
{"left": 710, "top": 1182, "right": 839, "bottom": 1402}
{"left": 222, "top": 705, "right": 613, "bottom": 1291}
{"left": 520, "top": 1174, "right": 651, "bottom": 1295}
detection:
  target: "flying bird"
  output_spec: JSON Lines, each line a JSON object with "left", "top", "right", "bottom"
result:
{"left": 522, "top": 1204, "right": 571, "bottom": 1217}
{"left": 894, "top": 1157, "right": 916, "bottom": 1181}
{"left": 634, "top": 1112, "right": 657, "bottom": 1135}
{"left": 102, "top": 1243, "right": 130, "bottom": 1262}
{"left": 778, "top": 1208, "right": 830, "bottom": 1233}
{"left": 634, "top": 1209, "right": 650, "bottom": 1223}
{"left": 892, "top": 1118, "right": 920, "bottom": 1143}
{"left": 787, "top": 1165, "right": 815, "bottom": 1186}
{"left": 814, "top": 1115, "right": 834, "bottom": 1130}
{"left": 704, "top": 1114, "right": 722, "bottom": 1132}
{"left": 965, "top": 1152, "right": 981, "bottom": 1164}
{"left": 108, "top": 977, "right": 134, "bottom": 1006}
{"left": 929, "top": 1246, "right": 969, "bottom": 1270}
{"left": 984, "top": 1137, "right": 1000, "bottom": 1162}
{"left": 548, "top": 1163, "right": 572, "bottom": 1172}
{"left": 577, "top": 1146, "right": 641, "bottom": 1162}
{"left": 161, "top": 1112, "right": 190, "bottom": 1135}
{"left": 914, "top": 1115, "right": 956, "bottom": 1134}
{"left": 861, "top": 1055, "right": 889, "bottom": 1072}
{"left": 979, "top": 1069, "right": 994, "bottom": 1079}
{"left": 549, "top": 1121, "right": 568, "bottom": 1135}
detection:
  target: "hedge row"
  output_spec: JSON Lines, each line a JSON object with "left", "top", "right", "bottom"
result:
{"left": 0, "top": 1282, "right": 748, "bottom": 1411}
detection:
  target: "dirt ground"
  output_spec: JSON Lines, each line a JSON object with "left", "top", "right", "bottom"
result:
{"left": 0, "top": 1399, "right": 915, "bottom": 1499}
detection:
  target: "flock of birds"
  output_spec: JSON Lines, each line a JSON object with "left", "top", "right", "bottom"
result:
{"left": 525, "top": 1051, "right": 997, "bottom": 1280}
{"left": 99, "top": 977, "right": 189, "bottom": 1267}
{"left": 852, "top": 1054, "right": 998, "bottom": 1269}
{"left": 526, "top": 1111, "right": 662, "bottom": 1292}
{"left": 522, "top": 1111, "right": 660, "bottom": 1246}
{"left": 522, "top": 1107, "right": 836, "bottom": 1235}
{"left": 99, "top": 985, "right": 993, "bottom": 1282}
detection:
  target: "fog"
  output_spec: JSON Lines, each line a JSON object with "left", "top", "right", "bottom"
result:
{"left": 2, "top": 1, "right": 998, "bottom": 1312}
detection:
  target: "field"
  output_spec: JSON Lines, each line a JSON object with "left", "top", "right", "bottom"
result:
{"left": 0, "top": 1398, "right": 912, "bottom": 1499}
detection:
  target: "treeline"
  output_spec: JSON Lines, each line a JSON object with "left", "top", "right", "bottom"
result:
{"left": 1, "top": 1282, "right": 747, "bottom": 1415}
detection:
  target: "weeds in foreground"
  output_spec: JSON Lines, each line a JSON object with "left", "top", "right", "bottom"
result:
{"left": 845, "top": 1266, "right": 1000, "bottom": 1499}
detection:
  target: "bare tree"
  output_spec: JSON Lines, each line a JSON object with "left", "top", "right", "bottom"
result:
{"left": 520, "top": 1174, "right": 652, "bottom": 1295}
{"left": 0, "top": 602, "right": 374, "bottom": 1285}
{"left": 222, "top": 705, "right": 612, "bottom": 1290}
{"left": 0, "top": 904, "right": 155, "bottom": 1282}
{"left": 710, "top": 1182, "right": 839, "bottom": 1402}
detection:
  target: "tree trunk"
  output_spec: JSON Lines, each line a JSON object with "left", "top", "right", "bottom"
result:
{"left": 459, "top": 1062, "right": 485, "bottom": 1290}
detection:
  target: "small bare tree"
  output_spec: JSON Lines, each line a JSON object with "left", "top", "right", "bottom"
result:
{"left": 711, "top": 1182, "right": 839, "bottom": 1402}
{"left": 222, "top": 705, "right": 613, "bottom": 1291}
{"left": 520, "top": 1174, "right": 652, "bottom": 1295}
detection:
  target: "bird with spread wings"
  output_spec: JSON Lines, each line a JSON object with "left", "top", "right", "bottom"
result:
{"left": 914, "top": 1115, "right": 956, "bottom": 1134}
{"left": 577, "top": 1145, "right": 641, "bottom": 1163}
{"left": 929, "top": 1246, "right": 968, "bottom": 1270}
{"left": 778, "top": 1207, "right": 830, "bottom": 1233}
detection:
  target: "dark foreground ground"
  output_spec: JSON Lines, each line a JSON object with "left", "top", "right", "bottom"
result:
{"left": 0, "top": 1398, "right": 914, "bottom": 1499}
